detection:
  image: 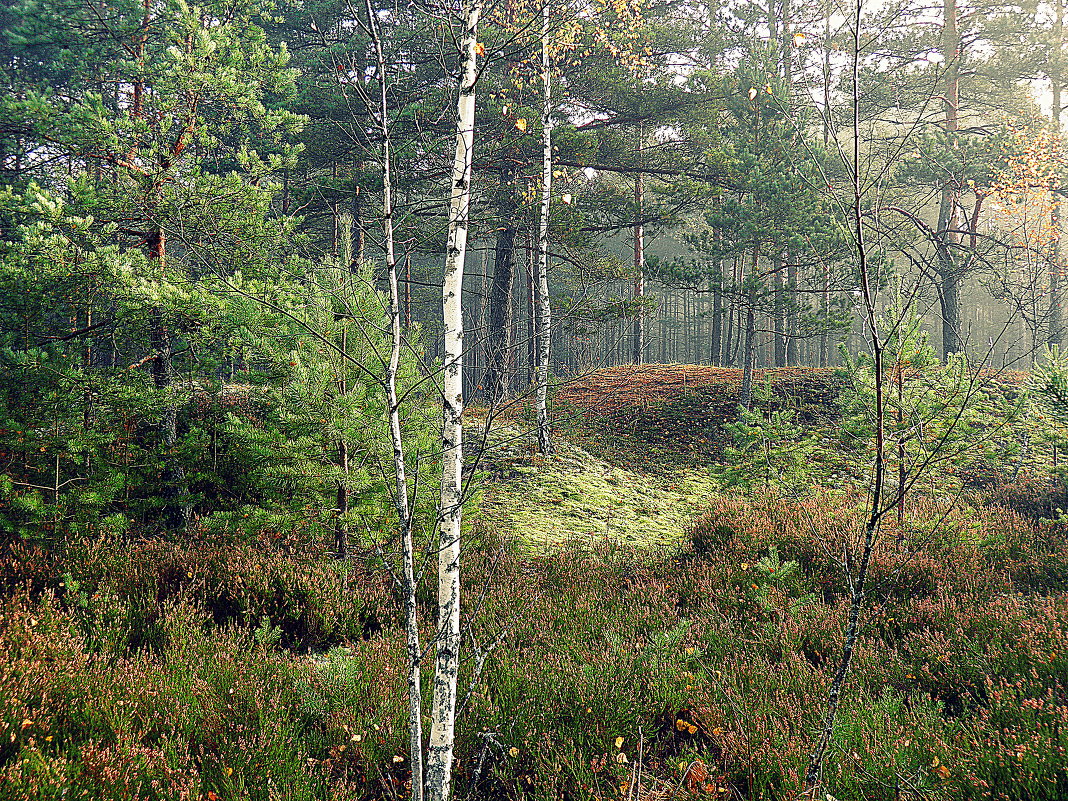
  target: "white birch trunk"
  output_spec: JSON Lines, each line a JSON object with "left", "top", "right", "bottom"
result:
{"left": 426, "top": 1, "right": 482, "bottom": 798}
{"left": 535, "top": 0, "right": 554, "bottom": 455}
{"left": 364, "top": 3, "right": 424, "bottom": 797}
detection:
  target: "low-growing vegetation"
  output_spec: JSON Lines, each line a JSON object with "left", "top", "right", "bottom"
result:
{"left": 3, "top": 483, "right": 1068, "bottom": 800}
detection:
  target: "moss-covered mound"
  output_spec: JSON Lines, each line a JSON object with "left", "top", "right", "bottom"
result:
{"left": 556, "top": 364, "right": 846, "bottom": 455}
{"left": 476, "top": 422, "right": 719, "bottom": 548}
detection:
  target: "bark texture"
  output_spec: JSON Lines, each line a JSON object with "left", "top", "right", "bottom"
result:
{"left": 535, "top": 0, "right": 554, "bottom": 456}
{"left": 365, "top": 3, "right": 424, "bottom": 795}
{"left": 426, "top": 2, "right": 482, "bottom": 799}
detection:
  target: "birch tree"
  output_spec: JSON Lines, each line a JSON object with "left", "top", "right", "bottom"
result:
{"left": 535, "top": 0, "right": 554, "bottom": 455}
{"left": 427, "top": 0, "right": 483, "bottom": 798}
{"left": 358, "top": 1, "right": 424, "bottom": 795}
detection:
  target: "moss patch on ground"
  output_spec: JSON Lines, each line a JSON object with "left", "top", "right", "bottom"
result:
{"left": 474, "top": 421, "right": 720, "bottom": 549}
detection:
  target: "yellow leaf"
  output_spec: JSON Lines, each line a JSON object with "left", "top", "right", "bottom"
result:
{"left": 765, "top": 84, "right": 773, "bottom": 94}
{"left": 393, "top": 755, "right": 405, "bottom": 763}
{"left": 475, "top": 42, "right": 486, "bottom": 56}
{"left": 509, "top": 747, "right": 519, "bottom": 757}
{"left": 615, "top": 736, "right": 624, "bottom": 749}
{"left": 793, "top": 32, "right": 806, "bottom": 46}
{"left": 515, "top": 118, "right": 528, "bottom": 132}
{"left": 225, "top": 767, "right": 233, "bottom": 776}
{"left": 747, "top": 87, "right": 757, "bottom": 101}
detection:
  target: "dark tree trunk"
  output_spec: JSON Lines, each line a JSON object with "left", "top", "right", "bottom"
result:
{"left": 711, "top": 278, "right": 722, "bottom": 366}
{"left": 786, "top": 260, "right": 798, "bottom": 365}
{"left": 484, "top": 176, "right": 519, "bottom": 401}
{"left": 939, "top": 273, "right": 963, "bottom": 358}
{"left": 773, "top": 257, "right": 786, "bottom": 367}
{"left": 632, "top": 170, "right": 645, "bottom": 364}
{"left": 740, "top": 290, "right": 756, "bottom": 409}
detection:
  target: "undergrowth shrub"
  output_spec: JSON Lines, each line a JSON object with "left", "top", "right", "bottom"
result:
{"left": 1, "top": 528, "right": 391, "bottom": 652}
{"left": 2, "top": 490, "right": 1068, "bottom": 800}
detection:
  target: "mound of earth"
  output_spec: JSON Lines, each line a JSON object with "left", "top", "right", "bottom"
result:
{"left": 556, "top": 364, "right": 847, "bottom": 455}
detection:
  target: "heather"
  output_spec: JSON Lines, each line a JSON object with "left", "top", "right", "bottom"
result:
{"left": 3, "top": 467, "right": 1068, "bottom": 799}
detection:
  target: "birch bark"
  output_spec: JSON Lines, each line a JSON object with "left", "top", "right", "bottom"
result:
{"left": 363, "top": 2, "right": 424, "bottom": 796}
{"left": 426, "top": 0, "right": 482, "bottom": 797}
{"left": 535, "top": 0, "right": 554, "bottom": 455}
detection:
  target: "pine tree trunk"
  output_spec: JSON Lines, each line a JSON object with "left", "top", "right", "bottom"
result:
{"left": 820, "top": 263, "right": 830, "bottom": 367}
{"left": 739, "top": 248, "right": 759, "bottom": 408}
{"left": 786, "top": 260, "right": 798, "bottom": 365}
{"left": 772, "top": 257, "right": 786, "bottom": 367}
{"left": 740, "top": 286, "right": 757, "bottom": 409}
{"left": 711, "top": 276, "right": 722, "bottom": 366}
{"left": 426, "top": 1, "right": 482, "bottom": 797}
{"left": 632, "top": 135, "right": 645, "bottom": 364}
{"left": 484, "top": 173, "right": 518, "bottom": 402}
{"left": 725, "top": 257, "right": 739, "bottom": 366}
{"left": 939, "top": 272, "right": 963, "bottom": 358}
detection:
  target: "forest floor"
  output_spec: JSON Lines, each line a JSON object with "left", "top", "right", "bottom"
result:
{"left": 4, "top": 363, "right": 1068, "bottom": 801}
{"left": 475, "top": 364, "right": 858, "bottom": 550}
{"left": 475, "top": 419, "right": 720, "bottom": 549}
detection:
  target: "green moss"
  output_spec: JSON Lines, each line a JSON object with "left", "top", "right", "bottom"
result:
{"left": 477, "top": 424, "right": 721, "bottom": 549}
